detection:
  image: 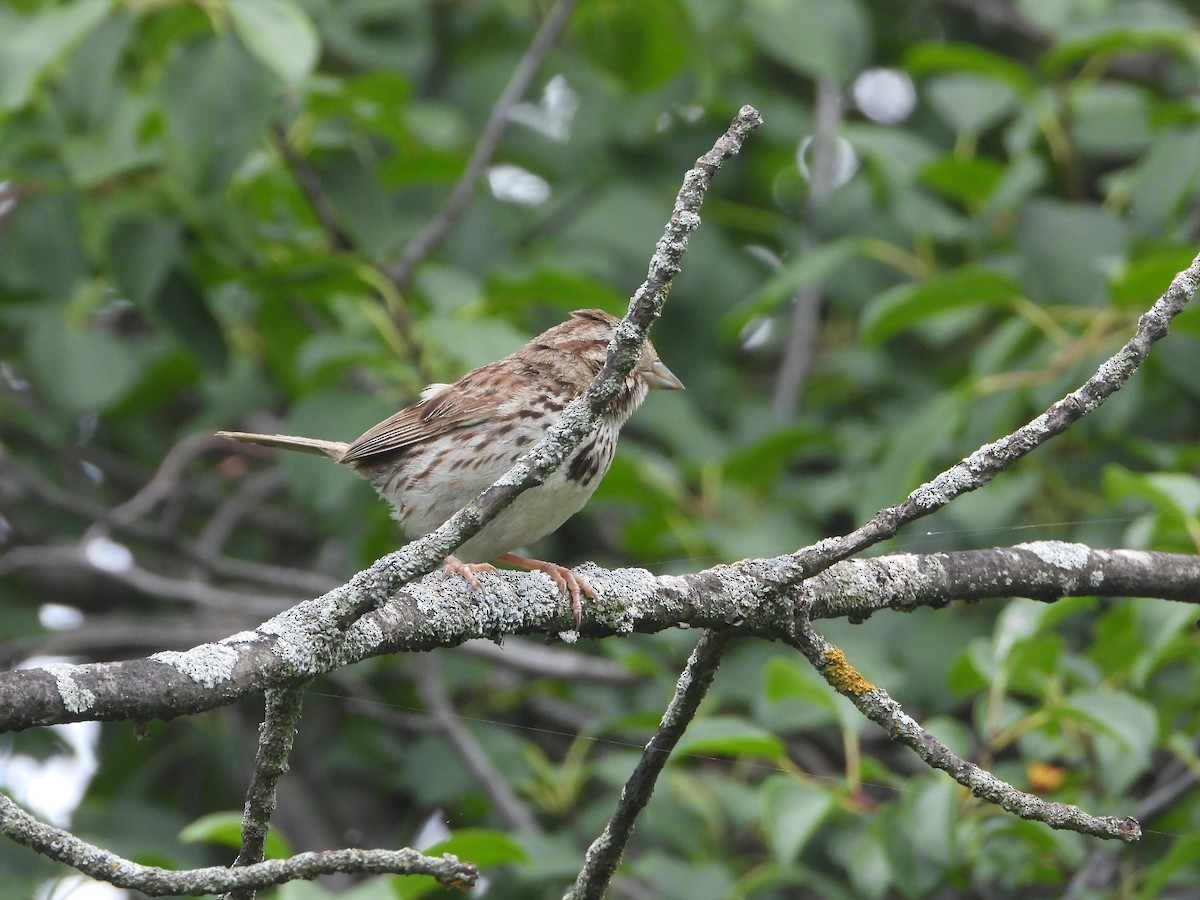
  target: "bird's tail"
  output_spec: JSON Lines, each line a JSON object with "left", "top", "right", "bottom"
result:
{"left": 216, "top": 431, "right": 349, "bottom": 460}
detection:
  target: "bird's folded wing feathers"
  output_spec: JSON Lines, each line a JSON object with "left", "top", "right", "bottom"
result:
{"left": 339, "top": 386, "right": 497, "bottom": 464}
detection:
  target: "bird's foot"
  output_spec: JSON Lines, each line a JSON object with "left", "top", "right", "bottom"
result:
{"left": 496, "top": 552, "right": 595, "bottom": 629}
{"left": 444, "top": 555, "right": 499, "bottom": 590}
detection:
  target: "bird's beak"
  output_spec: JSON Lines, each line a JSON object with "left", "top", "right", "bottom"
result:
{"left": 644, "top": 359, "right": 685, "bottom": 391}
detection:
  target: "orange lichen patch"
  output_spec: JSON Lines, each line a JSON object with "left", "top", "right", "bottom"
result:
{"left": 1027, "top": 761, "right": 1068, "bottom": 793}
{"left": 819, "top": 647, "right": 876, "bottom": 695}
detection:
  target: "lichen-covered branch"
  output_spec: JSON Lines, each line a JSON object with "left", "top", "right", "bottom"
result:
{"left": 787, "top": 617, "right": 1141, "bottom": 843}
{"left": 0, "top": 792, "right": 476, "bottom": 895}
{"left": 314, "top": 104, "right": 763, "bottom": 634}
{"left": 2, "top": 543, "right": 1197, "bottom": 733}
{"left": 566, "top": 630, "right": 733, "bottom": 900}
{"left": 765, "top": 248, "right": 1200, "bottom": 588}
{"left": 226, "top": 683, "right": 310, "bottom": 900}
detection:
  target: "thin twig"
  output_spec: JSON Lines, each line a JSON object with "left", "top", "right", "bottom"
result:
{"left": 566, "top": 630, "right": 733, "bottom": 899}
{"left": 773, "top": 74, "right": 842, "bottom": 415}
{"left": 765, "top": 248, "right": 1200, "bottom": 587}
{"left": 458, "top": 637, "right": 637, "bottom": 684}
{"left": 787, "top": 618, "right": 1141, "bottom": 842}
{"left": 385, "top": 0, "right": 579, "bottom": 290}
{"left": 107, "top": 432, "right": 226, "bottom": 527}
{"left": 225, "top": 683, "right": 310, "bottom": 900}
{"left": 319, "top": 105, "right": 764, "bottom": 633}
{"left": 0, "top": 792, "right": 475, "bottom": 895}
{"left": 0, "top": 545, "right": 289, "bottom": 617}
{"left": 4, "top": 453, "right": 330, "bottom": 594}
{"left": 195, "top": 469, "right": 289, "bottom": 558}
{"left": 270, "top": 122, "right": 354, "bottom": 251}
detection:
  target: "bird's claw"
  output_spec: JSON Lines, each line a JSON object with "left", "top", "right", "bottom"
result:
{"left": 444, "top": 555, "right": 499, "bottom": 591}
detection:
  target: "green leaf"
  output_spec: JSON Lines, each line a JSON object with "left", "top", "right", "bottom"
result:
{"left": 743, "top": 0, "right": 870, "bottom": 82}
{"left": 0, "top": 0, "right": 111, "bottom": 112}
{"left": 1121, "top": 128, "right": 1200, "bottom": 236}
{"left": 422, "top": 828, "right": 528, "bottom": 866}
{"left": 759, "top": 654, "right": 865, "bottom": 734}
{"left": 572, "top": 0, "right": 692, "bottom": 90}
{"left": 861, "top": 267, "right": 1022, "bottom": 342}
{"left": 898, "top": 776, "right": 957, "bottom": 867}
{"left": 760, "top": 775, "right": 838, "bottom": 866}
{"left": 59, "top": 9, "right": 134, "bottom": 130}
{"left": 763, "top": 655, "right": 839, "bottom": 712}
{"left": 924, "top": 73, "right": 1020, "bottom": 135}
{"left": 1069, "top": 82, "right": 1151, "bottom": 158}
{"left": 486, "top": 269, "right": 625, "bottom": 317}
{"left": 107, "top": 217, "right": 182, "bottom": 305}
{"left": 24, "top": 312, "right": 146, "bottom": 414}
{"left": 727, "top": 237, "right": 866, "bottom": 331}
{"left": 59, "top": 93, "right": 160, "bottom": 186}
{"left": 1109, "top": 247, "right": 1199, "bottom": 308}
{"left": 160, "top": 33, "right": 277, "bottom": 190}
{"left": 991, "top": 598, "right": 1049, "bottom": 666}
{"left": 227, "top": 0, "right": 320, "bottom": 86}
{"left": 1056, "top": 690, "right": 1158, "bottom": 791}
{"left": 673, "top": 716, "right": 785, "bottom": 760}
{"left": 179, "top": 811, "right": 292, "bottom": 859}
{"left": 1139, "top": 833, "right": 1200, "bottom": 899}
{"left": 1040, "top": 3, "right": 1194, "bottom": 76}
{"left": 854, "top": 390, "right": 966, "bottom": 522}
{"left": 153, "top": 270, "right": 229, "bottom": 372}
{"left": 918, "top": 155, "right": 1006, "bottom": 209}
{"left": 1015, "top": 201, "right": 1128, "bottom": 307}
{"left": 904, "top": 41, "right": 1037, "bottom": 96}
{"left": 0, "top": 194, "right": 88, "bottom": 296}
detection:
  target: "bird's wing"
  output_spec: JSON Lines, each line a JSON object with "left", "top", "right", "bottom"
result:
{"left": 338, "top": 382, "right": 498, "bottom": 464}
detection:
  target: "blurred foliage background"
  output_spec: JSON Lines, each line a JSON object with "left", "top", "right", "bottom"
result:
{"left": 2, "top": 0, "right": 1200, "bottom": 897}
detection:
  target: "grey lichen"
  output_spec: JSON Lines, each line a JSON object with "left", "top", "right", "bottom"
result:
{"left": 1016, "top": 541, "right": 1091, "bottom": 571}
{"left": 41, "top": 663, "right": 97, "bottom": 714}
{"left": 151, "top": 644, "right": 240, "bottom": 690}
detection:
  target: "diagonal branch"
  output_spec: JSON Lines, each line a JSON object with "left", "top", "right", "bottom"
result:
{"left": 764, "top": 248, "right": 1200, "bottom": 587}
{"left": 566, "top": 630, "right": 733, "bottom": 899}
{"left": 269, "top": 123, "right": 354, "bottom": 252}
{"left": 786, "top": 617, "right": 1141, "bottom": 842}
{"left": 225, "top": 682, "right": 310, "bottom": 900}
{"left": 415, "top": 654, "right": 539, "bottom": 832}
{"left": 317, "top": 105, "right": 764, "bottom": 634}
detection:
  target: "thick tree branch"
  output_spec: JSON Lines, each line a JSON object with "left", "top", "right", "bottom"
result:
{"left": 2, "top": 543, "right": 1197, "bottom": 733}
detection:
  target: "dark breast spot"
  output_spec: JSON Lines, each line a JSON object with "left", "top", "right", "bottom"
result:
{"left": 567, "top": 441, "right": 596, "bottom": 484}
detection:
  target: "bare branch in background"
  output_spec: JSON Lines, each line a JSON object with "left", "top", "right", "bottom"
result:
{"left": 385, "top": 0, "right": 581, "bottom": 291}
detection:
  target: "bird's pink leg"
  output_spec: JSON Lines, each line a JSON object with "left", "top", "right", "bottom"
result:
{"left": 444, "top": 555, "right": 499, "bottom": 590}
{"left": 495, "top": 553, "right": 596, "bottom": 628}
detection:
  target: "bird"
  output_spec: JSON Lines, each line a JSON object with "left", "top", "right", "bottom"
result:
{"left": 217, "top": 308, "right": 684, "bottom": 625}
